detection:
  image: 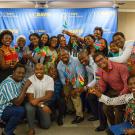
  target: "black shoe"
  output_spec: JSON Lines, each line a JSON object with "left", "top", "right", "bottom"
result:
{"left": 57, "top": 118, "right": 63, "bottom": 126}
{"left": 95, "top": 125, "right": 107, "bottom": 132}
{"left": 2, "top": 132, "right": 15, "bottom": 135}
{"left": 71, "top": 116, "right": 84, "bottom": 124}
{"left": 88, "top": 116, "right": 98, "bottom": 121}
{"left": 106, "top": 128, "right": 114, "bottom": 135}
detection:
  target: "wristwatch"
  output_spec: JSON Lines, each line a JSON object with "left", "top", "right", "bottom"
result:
{"left": 40, "top": 103, "right": 45, "bottom": 108}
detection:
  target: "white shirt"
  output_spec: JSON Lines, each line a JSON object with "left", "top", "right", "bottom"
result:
{"left": 27, "top": 74, "right": 54, "bottom": 98}
{"left": 86, "top": 55, "right": 97, "bottom": 88}
{"left": 99, "top": 93, "right": 134, "bottom": 106}
{"left": 109, "top": 40, "right": 135, "bottom": 63}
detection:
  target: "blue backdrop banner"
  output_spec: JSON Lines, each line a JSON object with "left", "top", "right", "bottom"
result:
{"left": 0, "top": 8, "right": 117, "bottom": 46}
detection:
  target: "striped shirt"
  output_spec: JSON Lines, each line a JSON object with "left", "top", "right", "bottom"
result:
{"left": 0, "top": 76, "right": 24, "bottom": 118}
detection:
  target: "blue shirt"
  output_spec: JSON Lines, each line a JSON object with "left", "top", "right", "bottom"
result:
{"left": 57, "top": 57, "right": 85, "bottom": 88}
{"left": 52, "top": 79, "right": 63, "bottom": 101}
{"left": 0, "top": 76, "right": 24, "bottom": 118}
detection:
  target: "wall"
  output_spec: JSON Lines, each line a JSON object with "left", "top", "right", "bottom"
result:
{"left": 118, "top": 12, "right": 135, "bottom": 40}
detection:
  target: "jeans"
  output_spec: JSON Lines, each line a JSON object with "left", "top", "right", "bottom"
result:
{"left": 1, "top": 105, "right": 25, "bottom": 135}
{"left": 25, "top": 102, "right": 51, "bottom": 129}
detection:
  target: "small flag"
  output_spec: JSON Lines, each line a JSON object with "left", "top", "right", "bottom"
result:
{"left": 72, "top": 77, "right": 76, "bottom": 85}
{"left": 34, "top": 47, "right": 40, "bottom": 53}
{"left": 96, "top": 73, "right": 101, "bottom": 81}
{"left": 41, "top": 51, "right": 46, "bottom": 57}
{"left": 63, "top": 21, "right": 68, "bottom": 29}
{"left": 78, "top": 74, "right": 84, "bottom": 86}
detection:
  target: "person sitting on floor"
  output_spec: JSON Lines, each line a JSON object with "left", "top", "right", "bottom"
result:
{"left": 0, "top": 63, "right": 31, "bottom": 135}
{"left": 89, "top": 75, "right": 135, "bottom": 135}
{"left": 25, "top": 63, "right": 54, "bottom": 135}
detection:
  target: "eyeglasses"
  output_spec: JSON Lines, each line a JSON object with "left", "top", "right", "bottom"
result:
{"left": 95, "top": 57, "right": 104, "bottom": 64}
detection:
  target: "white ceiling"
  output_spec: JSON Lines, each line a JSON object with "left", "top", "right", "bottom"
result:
{"left": 0, "top": 0, "right": 134, "bottom": 10}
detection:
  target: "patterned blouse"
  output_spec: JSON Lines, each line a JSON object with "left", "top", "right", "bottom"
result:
{"left": 0, "top": 45, "right": 18, "bottom": 65}
{"left": 40, "top": 46, "right": 58, "bottom": 74}
{"left": 99, "top": 93, "right": 135, "bottom": 122}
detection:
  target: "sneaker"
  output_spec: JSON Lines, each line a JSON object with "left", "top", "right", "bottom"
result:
{"left": 71, "top": 116, "right": 84, "bottom": 124}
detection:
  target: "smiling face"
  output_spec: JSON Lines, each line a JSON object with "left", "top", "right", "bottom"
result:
{"left": 70, "top": 36, "right": 77, "bottom": 44}
{"left": 60, "top": 49, "right": 70, "bottom": 64}
{"left": 59, "top": 36, "right": 66, "bottom": 47}
{"left": 94, "top": 30, "right": 102, "bottom": 39}
{"left": 110, "top": 42, "right": 119, "bottom": 53}
{"left": 49, "top": 66, "right": 58, "bottom": 80}
{"left": 84, "top": 36, "right": 94, "bottom": 46}
{"left": 12, "top": 67, "right": 25, "bottom": 82}
{"left": 2, "top": 34, "right": 13, "bottom": 46}
{"left": 78, "top": 53, "right": 89, "bottom": 66}
{"left": 113, "top": 35, "right": 125, "bottom": 49}
{"left": 41, "top": 34, "right": 48, "bottom": 45}
{"left": 128, "top": 77, "right": 135, "bottom": 93}
{"left": 94, "top": 55, "right": 108, "bottom": 70}
{"left": 30, "top": 35, "right": 39, "bottom": 46}
{"left": 50, "top": 37, "right": 58, "bottom": 48}
{"left": 17, "top": 37, "right": 26, "bottom": 48}
{"left": 34, "top": 63, "right": 44, "bottom": 80}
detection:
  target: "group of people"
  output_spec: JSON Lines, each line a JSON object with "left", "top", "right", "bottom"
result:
{"left": 0, "top": 27, "right": 135, "bottom": 135}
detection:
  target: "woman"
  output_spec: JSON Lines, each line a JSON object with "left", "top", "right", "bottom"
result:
{"left": 89, "top": 76, "right": 135, "bottom": 135}
{"left": 40, "top": 33, "right": 49, "bottom": 47}
{"left": 40, "top": 36, "right": 58, "bottom": 74}
{"left": 93, "top": 27, "right": 108, "bottom": 56}
{"left": 24, "top": 33, "right": 41, "bottom": 78}
{"left": 84, "top": 34, "right": 96, "bottom": 56}
{"left": 0, "top": 30, "right": 18, "bottom": 83}
{"left": 68, "top": 36, "right": 82, "bottom": 57}
{"left": 15, "top": 35, "right": 27, "bottom": 64}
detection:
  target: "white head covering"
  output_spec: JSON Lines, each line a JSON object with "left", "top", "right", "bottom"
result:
{"left": 16, "top": 35, "right": 26, "bottom": 42}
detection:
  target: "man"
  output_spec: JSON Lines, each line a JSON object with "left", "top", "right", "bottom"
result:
{"left": 109, "top": 32, "right": 135, "bottom": 63}
{"left": 48, "top": 66, "right": 66, "bottom": 126}
{"left": 57, "top": 49, "right": 85, "bottom": 124}
{"left": 93, "top": 52, "right": 129, "bottom": 125}
{"left": 25, "top": 63, "right": 54, "bottom": 135}
{"left": 0, "top": 63, "right": 30, "bottom": 135}
{"left": 78, "top": 50, "right": 107, "bottom": 131}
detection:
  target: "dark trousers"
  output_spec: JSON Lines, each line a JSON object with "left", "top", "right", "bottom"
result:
{"left": 54, "top": 97, "right": 66, "bottom": 119}
{"left": 87, "top": 94, "right": 108, "bottom": 126}
{"left": 1, "top": 106, "right": 25, "bottom": 135}
{"left": 103, "top": 104, "right": 125, "bottom": 125}
{"left": 103, "top": 89, "right": 125, "bottom": 125}
{"left": 98, "top": 102, "right": 107, "bottom": 126}
{"left": 87, "top": 94, "right": 99, "bottom": 118}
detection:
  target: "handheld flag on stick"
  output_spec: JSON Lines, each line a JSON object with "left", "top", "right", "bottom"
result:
{"left": 63, "top": 21, "right": 68, "bottom": 29}
{"left": 78, "top": 74, "right": 85, "bottom": 86}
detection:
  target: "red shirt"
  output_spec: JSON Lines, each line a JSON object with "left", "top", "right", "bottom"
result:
{"left": 97, "top": 61, "right": 129, "bottom": 95}
{"left": 0, "top": 45, "right": 18, "bottom": 65}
